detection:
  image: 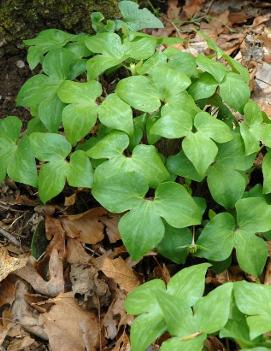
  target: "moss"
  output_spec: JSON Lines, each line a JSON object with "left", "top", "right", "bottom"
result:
{"left": 0, "top": 0, "right": 120, "bottom": 55}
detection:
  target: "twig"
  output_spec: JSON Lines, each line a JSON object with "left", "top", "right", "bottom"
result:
{"left": 0, "top": 227, "right": 21, "bottom": 247}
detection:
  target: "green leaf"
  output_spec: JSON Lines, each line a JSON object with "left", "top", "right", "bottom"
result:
{"left": 196, "top": 212, "right": 235, "bottom": 261}
{"left": 42, "top": 48, "right": 77, "bottom": 80}
{"left": 182, "top": 131, "right": 218, "bottom": 177}
{"left": 234, "top": 281, "right": 271, "bottom": 339}
{"left": 7, "top": 136, "right": 38, "bottom": 187}
{"left": 236, "top": 196, "right": 271, "bottom": 233}
{"left": 62, "top": 103, "right": 97, "bottom": 144}
{"left": 207, "top": 165, "right": 247, "bottom": 209}
{"left": 118, "top": 1, "right": 164, "bottom": 31}
{"left": 24, "top": 29, "right": 75, "bottom": 51}
{"left": 263, "top": 151, "right": 271, "bottom": 194}
{"left": 119, "top": 201, "right": 164, "bottom": 260}
{"left": 124, "top": 37, "right": 156, "bottom": 60}
{"left": 30, "top": 132, "right": 71, "bottom": 161}
{"left": 38, "top": 158, "right": 68, "bottom": 203}
{"left": 240, "top": 123, "right": 262, "bottom": 155}
{"left": 151, "top": 102, "right": 193, "bottom": 139}
{"left": 196, "top": 54, "right": 228, "bottom": 83}
{"left": 160, "top": 335, "right": 206, "bottom": 351}
{"left": 154, "top": 182, "right": 202, "bottom": 228}
{"left": 149, "top": 63, "right": 191, "bottom": 102}
{"left": 207, "top": 133, "right": 255, "bottom": 208}
{"left": 219, "top": 72, "right": 250, "bottom": 111}
{"left": 98, "top": 93, "right": 134, "bottom": 135}
{"left": 157, "top": 225, "right": 192, "bottom": 264}
{"left": 244, "top": 100, "right": 263, "bottom": 125}
{"left": 167, "top": 263, "right": 210, "bottom": 306}
{"left": 130, "top": 311, "right": 166, "bottom": 351}
{"left": 0, "top": 116, "right": 22, "bottom": 141}
{"left": 234, "top": 230, "right": 268, "bottom": 276}
{"left": 128, "top": 144, "right": 170, "bottom": 188}
{"left": 194, "top": 283, "right": 233, "bottom": 333}
{"left": 0, "top": 138, "right": 17, "bottom": 182}
{"left": 92, "top": 171, "right": 148, "bottom": 213}
{"left": 87, "top": 131, "right": 129, "bottom": 159}
{"left": 194, "top": 111, "right": 233, "bottom": 143}
{"left": 188, "top": 73, "right": 218, "bottom": 100}
{"left": 85, "top": 32, "right": 124, "bottom": 58}
{"left": 16, "top": 74, "right": 59, "bottom": 115}
{"left": 156, "top": 291, "right": 197, "bottom": 337}
{"left": 125, "top": 279, "right": 166, "bottom": 315}
{"left": 116, "top": 75, "right": 161, "bottom": 113}
{"left": 166, "top": 50, "right": 198, "bottom": 78}
{"left": 167, "top": 151, "right": 203, "bottom": 182}
{"left": 67, "top": 150, "right": 93, "bottom": 188}
{"left": 57, "top": 80, "right": 102, "bottom": 104}
{"left": 86, "top": 55, "right": 123, "bottom": 80}
{"left": 26, "top": 46, "right": 45, "bottom": 70}
{"left": 38, "top": 95, "right": 64, "bottom": 132}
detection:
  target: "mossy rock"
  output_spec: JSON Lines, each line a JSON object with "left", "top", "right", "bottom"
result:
{"left": 0, "top": 0, "right": 120, "bottom": 55}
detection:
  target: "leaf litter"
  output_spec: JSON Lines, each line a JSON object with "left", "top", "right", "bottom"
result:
{"left": 1, "top": 0, "right": 271, "bottom": 350}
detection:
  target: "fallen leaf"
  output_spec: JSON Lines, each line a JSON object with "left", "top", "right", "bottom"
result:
{"left": 7, "top": 334, "right": 36, "bottom": 351}
{"left": 0, "top": 308, "right": 13, "bottom": 346}
{"left": 40, "top": 293, "right": 99, "bottom": 351}
{"left": 15, "top": 248, "right": 64, "bottom": 297}
{"left": 45, "top": 216, "right": 66, "bottom": 258}
{"left": 102, "top": 290, "right": 128, "bottom": 340}
{"left": 96, "top": 256, "right": 140, "bottom": 293}
{"left": 64, "top": 193, "right": 77, "bottom": 206}
{"left": 11, "top": 280, "right": 47, "bottom": 340}
{"left": 253, "top": 13, "right": 271, "bottom": 27}
{"left": 183, "top": 0, "right": 205, "bottom": 19}
{"left": 167, "top": 0, "right": 180, "bottom": 21}
{"left": 67, "top": 238, "right": 92, "bottom": 265}
{"left": 228, "top": 12, "right": 250, "bottom": 25}
{"left": 61, "top": 208, "right": 107, "bottom": 244}
{"left": 0, "top": 275, "right": 16, "bottom": 307}
{"left": 111, "top": 331, "right": 130, "bottom": 351}
{"left": 100, "top": 214, "right": 121, "bottom": 244}
{"left": 0, "top": 247, "right": 28, "bottom": 282}
{"left": 71, "top": 263, "right": 111, "bottom": 310}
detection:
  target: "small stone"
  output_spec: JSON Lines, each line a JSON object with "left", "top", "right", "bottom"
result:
{"left": 16, "top": 60, "right": 25, "bottom": 68}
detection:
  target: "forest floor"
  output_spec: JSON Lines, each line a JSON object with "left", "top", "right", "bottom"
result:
{"left": 0, "top": 0, "right": 271, "bottom": 350}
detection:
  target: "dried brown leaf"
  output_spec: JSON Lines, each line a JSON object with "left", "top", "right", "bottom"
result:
{"left": 66, "top": 238, "right": 92, "bottom": 265}
{"left": 61, "top": 208, "right": 107, "bottom": 244}
{"left": 183, "top": 0, "right": 205, "bottom": 19}
{"left": 11, "top": 280, "right": 47, "bottom": 340}
{"left": 15, "top": 248, "right": 64, "bottom": 297}
{"left": 111, "top": 331, "right": 130, "bottom": 351}
{"left": 100, "top": 214, "right": 121, "bottom": 244}
{"left": 0, "top": 247, "right": 28, "bottom": 282}
{"left": 40, "top": 293, "right": 99, "bottom": 351}
{"left": 96, "top": 257, "right": 140, "bottom": 293}
{"left": 102, "top": 290, "right": 128, "bottom": 340}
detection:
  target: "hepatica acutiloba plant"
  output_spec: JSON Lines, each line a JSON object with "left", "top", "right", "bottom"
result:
{"left": 2, "top": 1, "right": 271, "bottom": 349}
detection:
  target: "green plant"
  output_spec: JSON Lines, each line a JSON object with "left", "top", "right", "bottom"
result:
{"left": 125, "top": 263, "right": 271, "bottom": 351}
{"left": 2, "top": 2, "right": 271, "bottom": 348}
{"left": 1, "top": 0, "right": 271, "bottom": 272}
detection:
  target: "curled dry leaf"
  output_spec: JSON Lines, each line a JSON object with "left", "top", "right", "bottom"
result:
{"left": 183, "top": 0, "right": 205, "bottom": 19}
{"left": 61, "top": 208, "right": 107, "bottom": 244}
{"left": 11, "top": 280, "right": 47, "bottom": 340}
{"left": 96, "top": 256, "right": 140, "bottom": 293}
{"left": 70, "top": 263, "right": 110, "bottom": 309}
{"left": 102, "top": 290, "right": 130, "bottom": 340}
{"left": 0, "top": 275, "right": 17, "bottom": 307}
{"left": 0, "top": 308, "right": 13, "bottom": 346}
{"left": 0, "top": 247, "right": 28, "bottom": 283}
{"left": 15, "top": 247, "right": 64, "bottom": 297}
{"left": 66, "top": 238, "right": 92, "bottom": 265}
{"left": 40, "top": 292, "right": 99, "bottom": 351}
{"left": 45, "top": 216, "right": 66, "bottom": 258}
{"left": 100, "top": 214, "right": 121, "bottom": 244}
{"left": 7, "top": 334, "right": 36, "bottom": 351}
{"left": 111, "top": 331, "right": 130, "bottom": 351}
